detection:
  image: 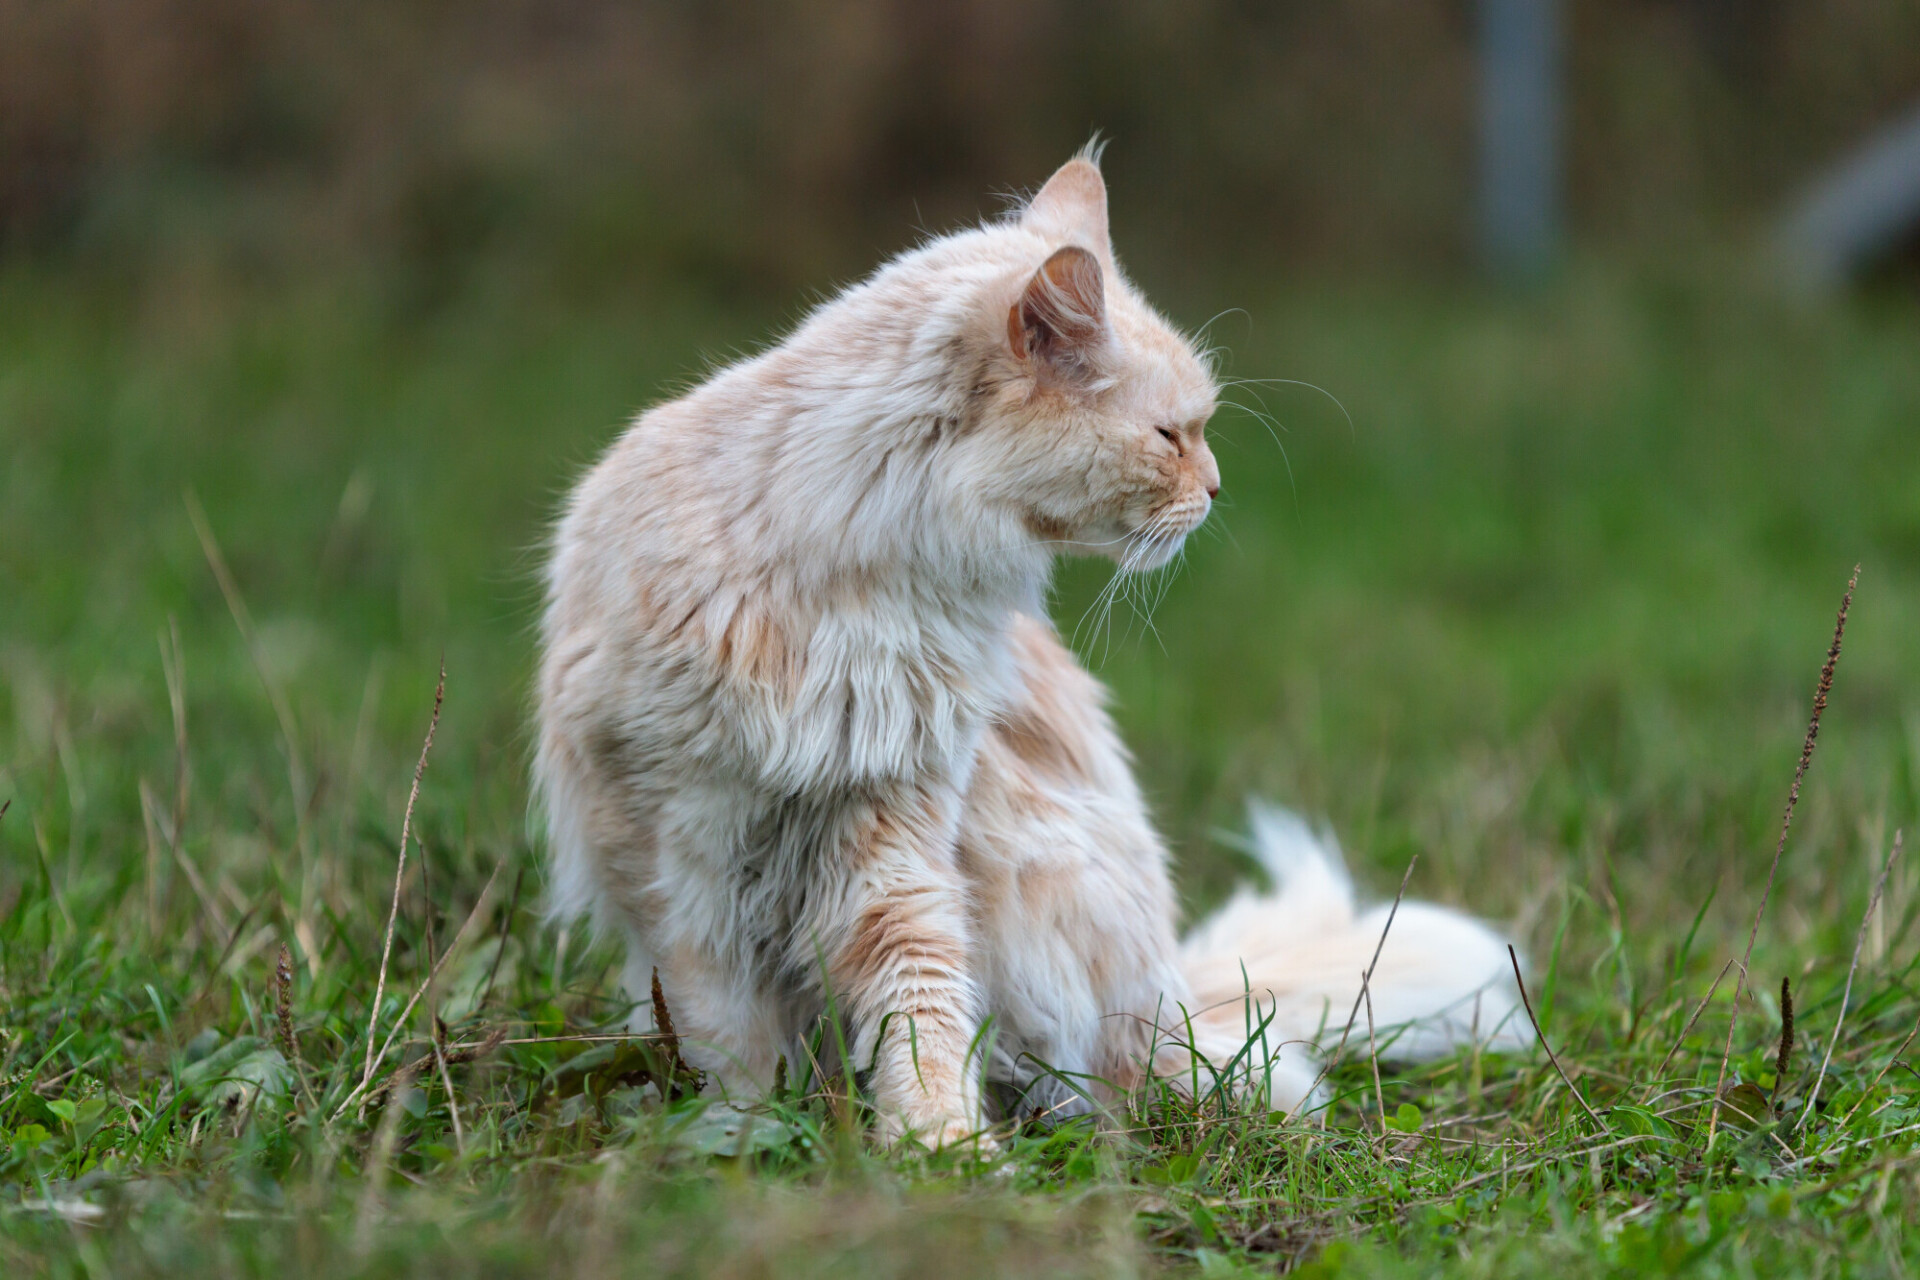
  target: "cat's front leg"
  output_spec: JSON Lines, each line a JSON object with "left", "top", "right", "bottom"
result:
{"left": 820, "top": 783, "right": 988, "bottom": 1149}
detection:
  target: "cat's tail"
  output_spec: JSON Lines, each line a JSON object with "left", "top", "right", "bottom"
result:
{"left": 1171, "top": 803, "right": 1531, "bottom": 1112}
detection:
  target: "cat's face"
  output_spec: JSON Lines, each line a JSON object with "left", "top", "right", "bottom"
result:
{"left": 971, "top": 158, "right": 1221, "bottom": 573}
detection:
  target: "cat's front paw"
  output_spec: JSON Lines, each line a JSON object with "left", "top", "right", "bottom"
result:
{"left": 874, "top": 1108, "right": 993, "bottom": 1153}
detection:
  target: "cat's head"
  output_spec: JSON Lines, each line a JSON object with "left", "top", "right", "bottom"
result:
{"left": 968, "top": 152, "right": 1220, "bottom": 573}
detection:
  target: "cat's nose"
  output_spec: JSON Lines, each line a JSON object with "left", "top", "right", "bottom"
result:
{"left": 1195, "top": 445, "right": 1221, "bottom": 500}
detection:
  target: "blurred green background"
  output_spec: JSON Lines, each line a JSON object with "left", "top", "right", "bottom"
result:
{"left": 4, "top": 0, "right": 1919, "bottom": 954}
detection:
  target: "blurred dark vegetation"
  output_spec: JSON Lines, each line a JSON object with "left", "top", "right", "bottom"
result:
{"left": 4, "top": 0, "right": 1919, "bottom": 300}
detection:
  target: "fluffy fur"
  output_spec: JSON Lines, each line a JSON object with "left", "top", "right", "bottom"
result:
{"left": 534, "top": 149, "right": 1527, "bottom": 1145}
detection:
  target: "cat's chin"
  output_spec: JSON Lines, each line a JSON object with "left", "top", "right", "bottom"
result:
{"left": 1119, "top": 534, "right": 1189, "bottom": 573}
{"left": 1115, "top": 505, "right": 1207, "bottom": 572}
{"left": 1049, "top": 518, "right": 1196, "bottom": 571}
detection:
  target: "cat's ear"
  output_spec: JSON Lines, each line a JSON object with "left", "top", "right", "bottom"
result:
{"left": 1023, "top": 155, "right": 1110, "bottom": 259}
{"left": 1007, "top": 245, "right": 1108, "bottom": 386}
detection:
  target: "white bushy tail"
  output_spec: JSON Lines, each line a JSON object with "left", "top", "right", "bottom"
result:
{"left": 1173, "top": 804, "right": 1531, "bottom": 1112}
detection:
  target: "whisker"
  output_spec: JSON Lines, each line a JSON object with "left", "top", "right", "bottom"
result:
{"left": 1135, "top": 565, "right": 1177, "bottom": 654}
{"left": 1072, "top": 564, "right": 1124, "bottom": 654}
{"left": 1055, "top": 503, "right": 1205, "bottom": 663}
{"left": 1074, "top": 523, "right": 1151, "bottom": 660}
{"left": 1108, "top": 525, "right": 1165, "bottom": 658}
{"left": 1110, "top": 536, "right": 1152, "bottom": 657}
{"left": 1215, "top": 376, "right": 1356, "bottom": 438}
{"left": 1122, "top": 513, "right": 1187, "bottom": 653}
{"left": 1026, "top": 530, "right": 1132, "bottom": 552}
{"left": 1219, "top": 398, "right": 1297, "bottom": 505}
{"left": 1190, "top": 308, "right": 1253, "bottom": 372}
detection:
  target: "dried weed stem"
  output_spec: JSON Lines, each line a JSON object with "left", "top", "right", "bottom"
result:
{"left": 1362, "top": 974, "right": 1388, "bottom": 1142}
{"left": 1641, "top": 959, "right": 1736, "bottom": 1100}
{"left": 1709, "top": 565, "right": 1856, "bottom": 1146}
{"left": 1304, "top": 850, "right": 1420, "bottom": 1110}
{"left": 341, "top": 861, "right": 502, "bottom": 1120}
{"left": 362, "top": 661, "right": 445, "bottom": 1091}
{"left": 1510, "top": 944, "right": 1607, "bottom": 1130}
{"left": 1797, "top": 828, "right": 1903, "bottom": 1134}
{"left": 1771, "top": 977, "right": 1795, "bottom": 1113}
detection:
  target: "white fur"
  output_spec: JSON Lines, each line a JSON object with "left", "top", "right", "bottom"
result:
{"left": 1179, "top": 804, "right": 1530, "bottom": 1105}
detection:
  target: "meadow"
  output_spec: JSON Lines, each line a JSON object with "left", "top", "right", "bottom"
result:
{"left": 3, "top": 251, "right": 1919, "bottom": 1276}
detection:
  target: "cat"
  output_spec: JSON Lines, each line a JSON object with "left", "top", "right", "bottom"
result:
{"left": 534, "top": 147, "right": 1527, "bottom": 1147}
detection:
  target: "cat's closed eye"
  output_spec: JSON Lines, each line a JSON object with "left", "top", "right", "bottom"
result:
{"left": 1155, "top": 425, "right": 1184, "bottom": 455}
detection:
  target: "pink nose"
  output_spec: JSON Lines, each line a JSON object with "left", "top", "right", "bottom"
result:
{"left": 1205, "top": 482, "right": 1220, "bottom": 499}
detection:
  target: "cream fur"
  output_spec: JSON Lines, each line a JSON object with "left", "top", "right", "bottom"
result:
{"left": 534, "top": 149, "right": 1527, "bottom": 1146}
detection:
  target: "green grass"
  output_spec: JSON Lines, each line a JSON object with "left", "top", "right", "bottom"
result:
{"left": 4, "top": 253, "right": 1920, "bottom": 1276}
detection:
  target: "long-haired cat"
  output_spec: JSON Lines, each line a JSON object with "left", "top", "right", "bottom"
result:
{"left": 535, "top": 148, "right": 1526, "bottom": 1146}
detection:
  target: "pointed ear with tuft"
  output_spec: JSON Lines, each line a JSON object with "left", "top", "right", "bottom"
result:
{"left": 1007, "top": 245, "right": 1109, "bottom": 388}
{"left": 1023, "top": 156, "right": 1110, "bottom": 260}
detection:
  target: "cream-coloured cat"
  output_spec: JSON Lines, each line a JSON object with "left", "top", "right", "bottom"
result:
{"left": 535, "top": 149, "right": 1525, "bottom": 1146}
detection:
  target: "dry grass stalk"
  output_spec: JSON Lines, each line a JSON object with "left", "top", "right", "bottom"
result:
{"left": 137, "top": 776, "right": 164, "bottom": 936}
{"left": 477, "top": 863, "right": 527, "bottom": 1012}
{"left": 649, "top": 967, "right": 704, "bottom": 1099}
{"left": 1303, "top": 850, "right": 1420, "bottom": 1110}
{"left": 1509, "top": 944, "right": 1607, "bottom": 1129}
{"left": 273, "top": 943, "right": 300, "bottom": 1066}
{"left": 445, "top": 1032, "right": 687, "bottom": 1048}
{"left": 362, "top": 660, "right": 446, "bottom": 1090}
{"left": 650, "top": 967, "right": 683, "bottom": 1069}
{"left": 139, "top": 777, "right": 227, "bottom": 937}
{"left": 163, "top": 617, "right": 189, "bottom": 862}
{"left": 1796, "top": 828, "right": 1904, "bottom": 1134}
{"left": 1771, "top": 977, "right": 1795, "bottom": 1113}
{"left": 1231, "top": 1130, "right": 1679, "bottom": 1221}
{"left": 1709, "top": 565, "right": 1857, "bottom": 1147}
{"left": 1837, "top": 1016, "right": 1920, "bottom": 1132}
{"left": 359, "top": 1028, "right": 509, "bottom": 1111}
{"left": 159, "top": 617, "right": 191, "bottom": 924}
{"left": 273, "top": 940, "right": 321, "bottom": 1113}
{"left": 1361, "top": 973, "right": 1388, "bottom": 1143}
{"left": 418, "top": 836, "right": 440, "bottom": 980}
{"left": 190, "top": 899, "right": 268, "bottom": 1011}
{"left": 1640, "top": 959, "right": 1736, "bottom": 1100}
{"left": 341, "top": 862, "right": 503, "bottom": 1120}
{"left": 140, "top": 788, "right": 161, "bottom": 935}
{"left": 432, "top": 1036, "right": 466, "bottom": 1155}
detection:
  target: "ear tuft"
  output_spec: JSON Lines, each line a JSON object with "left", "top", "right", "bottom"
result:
{"left": 1024, "top": 155, "right": 1110, "bottom": 258}
{"left": 1008, "top": 245, "right": 1108, "bottom": 386}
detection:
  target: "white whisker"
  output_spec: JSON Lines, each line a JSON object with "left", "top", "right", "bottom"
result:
{"left": 1219, "top": 398, "right": 1296, "bottom": 502}
{"left": 1215, "top": 376, "right": 1355, "bottom": 437}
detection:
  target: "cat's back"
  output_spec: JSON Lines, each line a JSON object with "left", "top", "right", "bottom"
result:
{"left": 548, "top": 223, "right": 1044, "bottom": 622}
{"left": 554, "top": 362, "right": 770, "bottom": 581}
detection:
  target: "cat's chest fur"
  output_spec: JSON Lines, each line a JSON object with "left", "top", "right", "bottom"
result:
{"left": 692, "top": 575, "right": 1029, "bottom": 795}
{"left": 555, "top": 542, "right": 1033, "bottom": 800}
